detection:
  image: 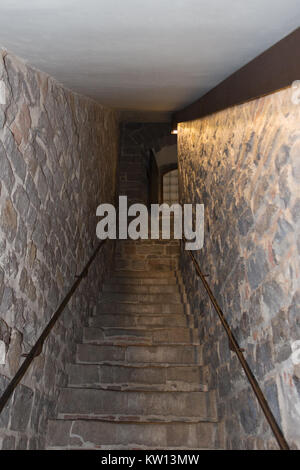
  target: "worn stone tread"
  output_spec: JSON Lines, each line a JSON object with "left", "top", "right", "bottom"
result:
{"left": 46, "top": 419, "right": 218, "bottom": 449}
{"left": 98, "top": 301, "right": 185, "bottom": 314}
{"left": 57, "top": 388, "right": 216, "bottom": 420}
{"left": 82, "top": 326, "right": 200, "bottom": 345}
{"left": 100, "top": 292, "right": 182, "bottom": 304}
{"left": 112, "top": 270, "right": 177, "bottom": 278}
{"left": 103, "top": 284, "right": 180, "bottom": 294}
{"left": 90, "top": 313, "right": 191, "bottom": 328}
{"left": 76, "top": 343, "right": 203, "bottom": 365}
{"left": 67, "top": 363, "right": 208, "bottom": 391}
{"left": 107, "top": 276, "right": 178, "bottom": 285}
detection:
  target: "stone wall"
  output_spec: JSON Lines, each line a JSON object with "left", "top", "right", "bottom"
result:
{"left": 0, "top": 50, "right": 119, "bottom": 449}
{"left": 178, "top": 87, "right": 300, "bottom": 449}
{"left": 119, "top": 122, "right": 172, "bottom": 206}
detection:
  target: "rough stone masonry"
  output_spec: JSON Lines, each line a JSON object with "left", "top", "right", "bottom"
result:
{"left": 178, "top": 86, "right": 300, "bottom": 449}
{"left": 0, "top": 49, "right": 119, "bottom": 449}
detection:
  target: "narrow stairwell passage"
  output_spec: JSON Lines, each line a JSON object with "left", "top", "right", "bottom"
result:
{"left": 46, "top": 239, "right": 219, "bottom": 449}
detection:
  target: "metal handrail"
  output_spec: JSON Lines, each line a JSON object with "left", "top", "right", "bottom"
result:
{"left": 0, "top": 238, "right": 107, "bottom": 415}
{"left": 182, "top": 241, "right": 290, "bottom": 450}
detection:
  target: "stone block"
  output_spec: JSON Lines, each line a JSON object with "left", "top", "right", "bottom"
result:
{"left": 0, "top": 142, "right": 15, "bottom": 192}
{"left": 246, "top": 247, "right": 269, "bottom": 290}
{"left": 10, "top": 384, "right": 33, "bottom": 432}
{"left": 0, "top": 375, "right": 10, "bottom": 428}
{"left": 3, "top": 129, "right": 26, "bottom": 181}
{"left": 0, "top": 198, "right": 17, "bottom": 243}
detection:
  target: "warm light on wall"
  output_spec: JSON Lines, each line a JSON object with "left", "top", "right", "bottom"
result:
{"left": 171, "top": 120, "right": 178, "bottom": 134}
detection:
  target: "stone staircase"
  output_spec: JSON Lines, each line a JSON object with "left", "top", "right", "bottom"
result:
{"left": 46, "top": 240, "right": 220, "bottom": 449}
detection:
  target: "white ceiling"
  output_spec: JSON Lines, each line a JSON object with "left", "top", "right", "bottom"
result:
{"left": 0, "top": 0, "right": 299, "bottom": 118}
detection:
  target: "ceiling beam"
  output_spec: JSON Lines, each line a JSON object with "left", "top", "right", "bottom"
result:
{"left": 172, "top": 27, "right": 300, "bottom": 128}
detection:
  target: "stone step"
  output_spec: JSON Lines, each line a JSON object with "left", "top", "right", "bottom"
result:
{"left": 116, "top": 244, "right": 179, "bottom": 254}
{"left": 116, "top": 248, "right": 179, "bottom": 259}
{"left": 114, "top": 257, "right": 177, "bottom": 263}
{"left": 98, "top": 302, "right": 185, "bottom": 315}
{"left": 112, "top": 270, "right": 177, "bottom": 279}
{"left": 100, "top": 292, "right": 182, "bottom": 304}
{"left": 90, "top": 313, "right": 190, "bottom": 328}
{"left": 57, "top": 388, "right": 216, "bottom": 421}
{"left": 67, "top": 364, "right": 208, "bottom": 392}
{"left": 108, "top": 276, "right": 178, "bottom": 286}
{"left": 76, "top": 343, "right": 203, "bottom": 365}
{"left": 83, "top": 326, "right": 199, "bottom": 345}
{"left": 103, "top": 283, "right": 180, "bottom": 294}
{"left": 115, "top": 251, "right": 179, "bottom": 259}
{"left": 116, "top": 238, "right": 179, "bottom": 246}
{"left": 46, "top": 419, "right": 218, "bottom": 449}
{"left": 116, "top": 252, "right": 179, "bottom": 260}
{"left": 114, "top": 259, "right": 178, "bottom": 272}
